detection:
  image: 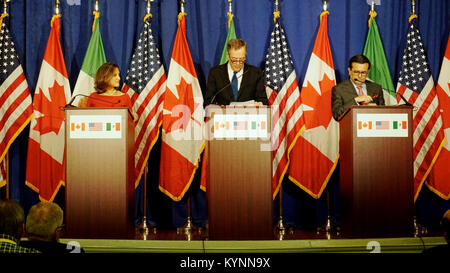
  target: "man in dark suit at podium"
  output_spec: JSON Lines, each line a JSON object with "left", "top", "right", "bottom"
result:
{"left": 331, "top": 54, "right": 385, "bottom": 120}
{"left": 204, "top": 38, "right": 268, "bottom": 106}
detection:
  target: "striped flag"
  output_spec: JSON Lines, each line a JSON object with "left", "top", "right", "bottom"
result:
{"left": 288, "top": 12, "right": 339, "bottom": 199}
{"left": 122, "top": 16, "right": 166, "bottom": 188}
{"left": 71, "top": 11, "right": 106, "bottom": 107}
{"left": 395, "top": 16, "right": 445, "bottom": 201}
{"left": 219, "top": 12, "right": 237, "bottom": 65}
{"left": 159, "top": 13, "right": 205, "bottom": 201}
{"left": 263, "top": 15, "right": 304, "bottom": 198}
{"left": 26, "top": 16, "right": 71, "bottom": 201}
{"left": 427, "top": 33, "right": 450, "bottom": 200}
{"left": 363, "top": 11, "right": 397, "bottom": 105}
{"left": 0, "top": 15, "right": 33, "bottom": 190}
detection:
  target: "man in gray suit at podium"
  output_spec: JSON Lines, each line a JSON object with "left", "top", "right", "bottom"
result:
{"left": 331, "top": 54, "right": 385, "bottom": 120}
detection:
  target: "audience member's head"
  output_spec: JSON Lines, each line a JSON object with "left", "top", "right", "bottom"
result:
{"left": 442, "top": 209, "right": 450, "bottom": 244}
{"left": 26, "top": 202, "right": 64, "bottom": 241}
{"left": 0, "top": 199, "right": 25, "bottom": 241}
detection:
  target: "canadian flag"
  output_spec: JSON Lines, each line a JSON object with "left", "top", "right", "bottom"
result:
{"left": 289, "top": 12, "right": 339, "bottom": 198}
{"left": 159, "top": 13, "right": 205, "bottom": 201}
{"left": 426, "top": 33, "right": 450, "bottom": 200}
{"left": 26, "top": 16, "right": 71, "bottom": 201}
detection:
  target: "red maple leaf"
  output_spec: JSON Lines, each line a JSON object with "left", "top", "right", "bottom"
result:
{"left": 301, "top": 73, "right": 335, "bottom": 130}
{"left": 33, "top": 81, "right": 66, "bottom": 135}
{"left": 163, "top": 77, "right": 200, "bottom": 133}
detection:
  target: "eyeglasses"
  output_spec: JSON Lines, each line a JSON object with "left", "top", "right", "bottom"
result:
{"left": 352, "top": 70, "right": 369, "bottom": 76}
{"left": 229, "top": 57, "right": 246, "bottom": 64}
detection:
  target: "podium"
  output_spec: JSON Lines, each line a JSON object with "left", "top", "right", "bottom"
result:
{"left": 338, "top": 105, "right": 414, "bottom": 238}
{"left": 64, "top": 107, "right": 135, "bottom": 239}
{"left": 206, "top": 106, "right": 273, "bottom": 240}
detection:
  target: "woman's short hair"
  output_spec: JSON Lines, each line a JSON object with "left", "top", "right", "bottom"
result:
{"left": 94, "top": 62, "right": 119, "bottom": 93}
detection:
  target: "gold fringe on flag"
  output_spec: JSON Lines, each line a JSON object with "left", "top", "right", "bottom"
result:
{"left": 51, "top": 14, "right": 61, "bottom": 27}
{"left": 92, "top": 10, "right": 100, "bottom": 32}
{"left": 320, "top": 10, "right": 329, "bottom": 22}
{"left": 227, "top": 12, "right": 234, "bottom": 28}
{"left": 408, "top": 14, "right": 418, "bottom": 23}
{"left": 0, "top": 13, "right": 8, "bottom": 32}
{"left": 273, "top": 11, "right": 280, "bottom": 23}
{"left": 144, "top": 13, "right": 152, "bottom": 22}
{"left": 178, "top": 12, "right": 187, "bottom": 25}
{"left": 368, "top": 10, "right": 377, "bottom": 27}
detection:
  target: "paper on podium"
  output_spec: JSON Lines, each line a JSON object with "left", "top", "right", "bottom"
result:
{"left": 230, "top": 100, "right": 255, "bottom": 106}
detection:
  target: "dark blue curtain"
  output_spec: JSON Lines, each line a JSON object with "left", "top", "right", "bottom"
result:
{"left": 2, "top": 0, "right": 449, "bottom": 230}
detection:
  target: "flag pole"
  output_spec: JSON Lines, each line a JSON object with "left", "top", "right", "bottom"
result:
{"left": 178, "top": 0, "right": 195, "bottom": 236}
{"left": 2, "top": 1, "right": 7, "bottom": 200}
{"left": 5, "top": 152, "right": 9, "bottom": 200}
{"left": 272, "top": 0, "right": 286, "bottom": 239}
{"left": 409, "top": 0, "right": 425, "bottom": 237}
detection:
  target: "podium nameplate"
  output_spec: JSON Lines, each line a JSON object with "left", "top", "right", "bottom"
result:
{"left": 213, "top": 114, "right": 268, "bottom": 139}
{"left": 69, "top": 115, "right": 122, "bottom": 139}
{"left": 356, "top": 113, "right": 408, "bottom": 137}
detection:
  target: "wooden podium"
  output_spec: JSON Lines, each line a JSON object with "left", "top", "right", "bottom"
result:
{"left": 338, "top": 105, "right": 414, "bottom": 238}
{"left": 64, "top": 107, "right": 135, "bottom": 239}
{"left": 206, "top": 106, "right": 273, "bottom": 240}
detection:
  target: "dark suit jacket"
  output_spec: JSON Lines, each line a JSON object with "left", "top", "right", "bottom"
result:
{"left": 204, "top": 63, "right": 268, "bottom": 106}
{"left": 331, "top": 79, "right": 385, "bottom": 120}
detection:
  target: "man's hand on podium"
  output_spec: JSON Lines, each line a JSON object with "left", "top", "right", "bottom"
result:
{"left": 354, "top": 95, "right": 373, "bottom": 105}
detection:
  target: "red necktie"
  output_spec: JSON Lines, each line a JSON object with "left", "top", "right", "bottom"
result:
{"left": 357, "top": 85, "right": 364, "bottom": 96}
{"left": 357, "top": 86, "right": 365, "bottom": 105}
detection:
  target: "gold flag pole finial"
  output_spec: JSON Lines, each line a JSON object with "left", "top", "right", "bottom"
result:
{"left": 226, "top": 0, "right": 233, "bottom": 29}
{"left": 181, "top": 0, "right": 185, "bottom": 13}
{"left": 0, "top": 0, "right": 9, "bottom": 30}
{"left": 51, "top": 0, "right": 62, "bottom": 26}
{"left": 368, "top": 0, "right": 377, "bottom": 27}
{"left": 178, "top": 0, "right": 186, "bottom": 24}
{"left": 273, "top": 0, "right": 280, "bottom": 23}
{"left": 321, "top": 0, "right": 329, "bottom": 22}
{"left": 55, "top": 0, "right": 60, "bottom": 15}
{"left": 3, "top": 0, "right": 9, "bottom": 14}
{"left": 144, "top": 0, "right": 152, "bottom": 22}
{"left": 409, "top": 0, "right": 417, "bottom": 23}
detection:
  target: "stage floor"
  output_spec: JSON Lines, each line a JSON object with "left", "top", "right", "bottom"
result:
{"left": 58, "top": 226, "right": 447, "bottom": 253}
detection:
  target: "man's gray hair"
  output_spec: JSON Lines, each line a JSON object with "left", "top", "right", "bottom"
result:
{"left": 26, "top": 202, "right": 63, "bottom": 240}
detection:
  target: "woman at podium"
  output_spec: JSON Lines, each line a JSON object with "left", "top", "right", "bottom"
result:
{"left": 79, "top": 62, "right": 138, "bottom": 121}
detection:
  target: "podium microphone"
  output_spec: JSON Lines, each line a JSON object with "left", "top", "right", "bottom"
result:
{"left": 64, "top": 93, "right": 121, "bottom": 108}
{"left": 209, "top": 69, "right": 249, "bottom": 105}
{"left": 397, "top": 93, "right": 413, "bottom": 107}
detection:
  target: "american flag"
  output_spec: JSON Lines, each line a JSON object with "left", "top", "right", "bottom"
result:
{"left": 396, "top": 18, "right": 444, "bottom": 201}
{"left": 0, "top": 17, "right": 33, "bottom": 182}
{"left": 264, "top": 20, "right": 304, "bottom": 198}
{"left": 88, "top": 122, "right": 103, "bottom": 131}
{"left": 122, "top": 18, "right": 166, "bottom": 188}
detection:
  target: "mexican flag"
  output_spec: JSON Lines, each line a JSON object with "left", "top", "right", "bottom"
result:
{"left": 363, "top": 13, "right": 396, "bottom": 105}
{"left": 71, "top": 12, "right": 106, "bottom": 106}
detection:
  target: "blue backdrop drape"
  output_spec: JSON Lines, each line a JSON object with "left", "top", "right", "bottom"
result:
{"left": 2, "top": 0, "right": 449, "bottom": 230}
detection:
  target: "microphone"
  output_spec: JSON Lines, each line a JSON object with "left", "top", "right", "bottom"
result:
{"left": 397, "top": 93, "right": 413, "bottom": 106}
{"left": 209, "top": 69, "right": 249, "bottom": 105}
{"left": 65, "top": 93, "right": 122, "bottom": 108}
